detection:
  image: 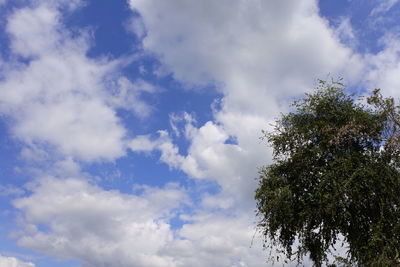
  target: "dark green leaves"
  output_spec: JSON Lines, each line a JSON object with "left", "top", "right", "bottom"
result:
{"left": 255, "top": 80, "right": 400, "bottom": 266}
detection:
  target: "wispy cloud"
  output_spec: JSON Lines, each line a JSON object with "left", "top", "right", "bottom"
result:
{"left": 371, "top": 0, "right": 399, "bottom": 15}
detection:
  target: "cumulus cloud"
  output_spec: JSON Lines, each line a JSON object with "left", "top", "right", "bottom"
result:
{"left": 122, "top": 2, "right": 377, "bottom": 264}
{"left": 365, "top": 34, "right": 400, "bottom": 98}
{"left": 127, "top": 0, "right": 364, "bottom": 205}
{"left": 0, "top": 1, "right": 155, "bottom": 162}
{"left": 129, "top": 0, "right": 362, "bottom": 111}
{"left": 12, "top": 176, "right": 277, "bottom": 267}
{"left": 165, "top": 214, "right": 267, "bottom": 267}
{"left": 13, "top": 177, "right": 187, "bottom": 267}
{"left": 0, "top": 255, "right": 35, "bottom": 267}
{"left": 7, "top": 0, "right": 399, "bottom": 266}
{"left": 129, "top": 114, "right": 271, "bottom": 211}
{"left": 129, "top": 129, "right": 204, "bottom": 179}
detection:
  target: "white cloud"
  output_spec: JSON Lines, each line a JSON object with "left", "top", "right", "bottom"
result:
{"left": 125, "top": 16, "right": 146, "bottom": 40}
{"left": 108, "top": 77, "right": 157, "bottom": 118}
{"left": 6, "top": 5, "right": 60, "bottom": 57}
{"left": 128, "top": 129, "right": 204, "bottom": 179}
{"left": 124, "top": 1, "right": 400, "bottom": 264}
{"left": 371, "top": 0, "right": 399, "bottom": 15}
{"left": 13, "top": 177, "right": 187, "bottom": 267}
{"left": 164, "top": 214, "right": 267, "bottom": 267}
{"left": 365, "top": 35, "right": 400, "bottom": 99}
{"left": 0, "top": 184, "right": 24, "bottom": 197}
{"left": 0, "top": 255, "right": 35, "bottom": 267}
{"left": 128, "top": 134, "right": 159, "bottom": 152}
{"left": 0, "top": 2, "right": 155, "bottom": 162}
{"left": 123, "top": 2, "right": 371, "bottom": 264}
{"left": 129, "top": 114, "right": 272, "bottom": 211}
{"left": 6, "top": 0, "right": 396, "bottom": 266}
{"left": 127, "top": 0, "right": 363, "bottom": 203}
{"left": 334, "top": 17, "right": 358, "bottom": 49}
{"left": 12, "top": 176, "right": 278, "bottom": 267}
{"left": 130, "top": 0, "right": 362, "bottom": 107}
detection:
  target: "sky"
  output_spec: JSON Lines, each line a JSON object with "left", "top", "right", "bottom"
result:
{"left": 0, "top": 0, "right": 399, "bottom": 266}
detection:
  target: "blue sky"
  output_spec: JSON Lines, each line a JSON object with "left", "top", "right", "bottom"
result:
{"left": 0, "top": 0, "right": 399, "bottom": 266}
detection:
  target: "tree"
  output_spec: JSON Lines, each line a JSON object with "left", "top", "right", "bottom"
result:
{"left": 255, "top": 80, "right": 400, "bottom": 267}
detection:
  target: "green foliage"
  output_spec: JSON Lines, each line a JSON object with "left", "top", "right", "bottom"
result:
{"left": 255, "top": 80, "right": 400, "bottom": 266}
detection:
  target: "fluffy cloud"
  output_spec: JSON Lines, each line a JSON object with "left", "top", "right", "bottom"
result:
{"left": 129, "top": 113, "right": 271, "bottom": 210}
{"left": 128, "top": 129, "right": 204, "bottom": 179}
{"left": 0, "top": 255, "right": 35, "bottom": 267}
{"left": 13, "top": 177, "right": 187, "bottom": 267}
{"left": 130, "top": 0, "right": 362, "bottom": 112}
{"left": 165, "top": 214, "right": 267, "bottom": 267}
{"left": 365, "top": 35, "right": 400, "bottom": 98}
{"left": 127, "top": 0, "right": 363, "bottom": 204}
{"left": 7, "top": 0, "right": 399, "bottom": 266}
{"left": 0, "top": 1, "right": 154, "bottom": 161}
{"left": 12, "top": 176, "right": 278, "bottom": 267}
{"left": 123, "top": 2, "right": 373, "bottom": 264}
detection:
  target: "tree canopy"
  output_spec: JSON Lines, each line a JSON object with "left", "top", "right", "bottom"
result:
{"left": 255, "top": 80, "right": 400, "bottom": 266}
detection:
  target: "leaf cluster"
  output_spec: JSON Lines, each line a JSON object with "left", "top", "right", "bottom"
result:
{"left": 255, "top": 80, "right": 400, "bottom": 266}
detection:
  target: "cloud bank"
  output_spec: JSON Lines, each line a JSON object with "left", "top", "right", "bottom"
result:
{"left": 0, "top": 255, "right": 35, "bottom": 267}
{"left": 1, "top": 0, "right": 400, "bottom": 266}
